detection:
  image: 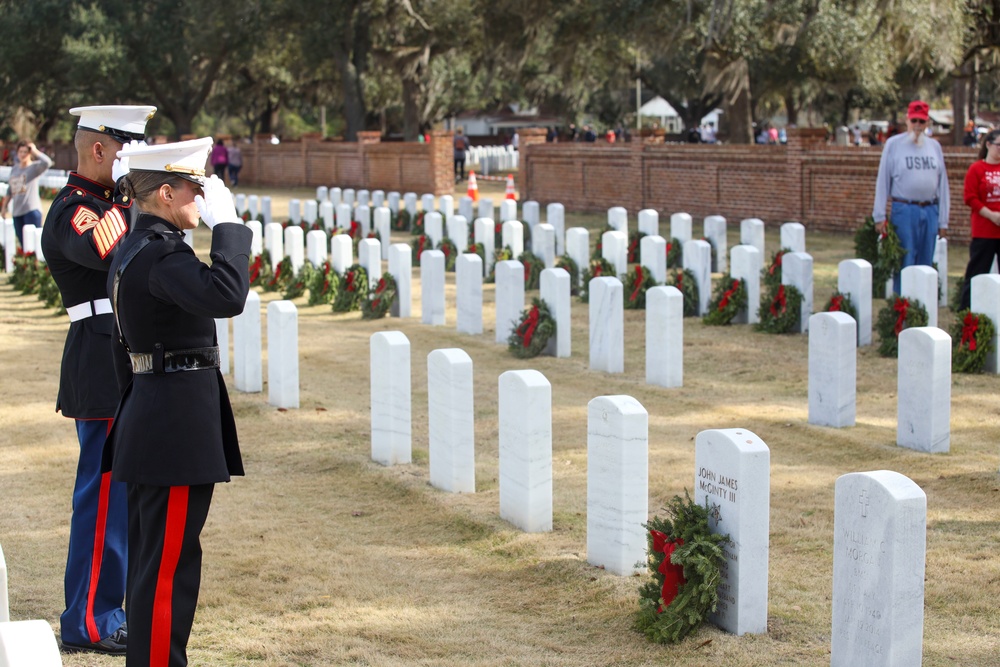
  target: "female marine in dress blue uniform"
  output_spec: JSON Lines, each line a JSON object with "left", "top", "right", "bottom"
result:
{"left": 104, "top": 138, "right": 251, "bottom": 666}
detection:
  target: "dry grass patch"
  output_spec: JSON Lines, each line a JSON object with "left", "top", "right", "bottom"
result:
{"left": 2, "top": 194, "right": 999, "bottom": 666}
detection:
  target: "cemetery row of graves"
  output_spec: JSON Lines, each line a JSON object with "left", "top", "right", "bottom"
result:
{"left": 2, "top": 185, "right": 998, "bottom": 664}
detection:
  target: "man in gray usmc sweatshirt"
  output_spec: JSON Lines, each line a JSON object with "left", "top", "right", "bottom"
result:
{"left": 871, "top": 99, "right": 950, "bottom": 294}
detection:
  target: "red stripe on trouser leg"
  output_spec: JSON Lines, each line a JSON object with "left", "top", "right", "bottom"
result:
{"left": 150, "top": 486, "right": 189, "bottom": 667}
{"left": 84, "top": 418, "right": 115, "bottom": 643}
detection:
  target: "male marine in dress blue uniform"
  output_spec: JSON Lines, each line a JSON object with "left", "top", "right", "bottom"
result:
{"left": 39, "top": 104, "right": 156, "bottom": 655}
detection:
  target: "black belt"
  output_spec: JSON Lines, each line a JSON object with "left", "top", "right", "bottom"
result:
{"left": 891, "top": 197, "right": 938, "bottom": 207}
{"left": 130, "top": 346, "right": 220, "bottom": 374}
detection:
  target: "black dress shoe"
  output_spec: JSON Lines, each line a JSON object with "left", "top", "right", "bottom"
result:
{"left": 62, "top": 624, "right": 127, "bottom": 656}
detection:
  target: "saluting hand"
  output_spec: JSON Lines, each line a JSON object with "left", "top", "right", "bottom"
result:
{"left": 194, "top": 175, "right": 238, "bottom": 229}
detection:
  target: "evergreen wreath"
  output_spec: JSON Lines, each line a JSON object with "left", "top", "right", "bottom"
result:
{"left": 875, "top": 296, "right": 929, "bottom": 357}
{"left": 332, "top": 264, "right": 368, "bottom": 312}
{"left": 579, "top": 257, "right": 617, "bottom": 303}
{"left": 755, "top": 283, "right": 803, "bottom": 334}
{"left": 36, "top": 264, "right": 65, "bottom": 312}
{"left": 11, "top": 250, "right": 39, "bottom": 294}
{"left": 762, "top": 247, "right": 792, "bottom": 290}
{"left": 248, "top": 250, "right": 272, "bottom": 288}
{"left": 282, "top": 261, "right": 314, "bottom": 300}
{"left": 635, "top": 492, "right": 728, "bottom": 645}
{"left": 265, "top": 256, "right": 294, "bottom": 293}
{"left": 518, "top": 251, "right": 544, "bottom": 290}
{"left": 666, "top": 237, "right": 682, "bottom": 269}
{"left": 702, "top": 236, "right": 716, "bottom": 271}
{"left": 392, "top": 209, "right": 411, "bottom": 232}
{"left": 854, "top": 216, "right": 905, "bottom": 297}
{"left": 824, "top": 291, "right": 858, "bottom": 321}
{"left": 487, "top": 247, "right": 515, "bottom": 283}
{"left": 624, "top": 265, "right": 657, "bottom": 310}
{"left": 438, "top": 238, "right": 458, "bottom": 272}
{"left": 627, "top": 231, "right": 646, "bottom": 264}
{"left": 467, "top": 242, "right": 486, "bottom": 265}
{"left": 703, "top": 274, "right": 746, "bottom": 325}
{"left": 507, "top": 297, "right": 556, "bottom": 358}
{"left": 591, "top": 224, "right": 615, "bottom": 260}
{"left": 412, "top": 234, "right": 432, "bottom": 261}
{"left": 493, "top": 220, "right": 503, "bottom": 252}
{"left": 411, "top": 211, "right": 426, "bottom": 236}
{"left": 306, "top": 260, "right": 340, "bottom": 306}
{"left": 555, "top": 254, "right": 580, "bottom": 295}
{"left": 361, "top": 273, "right": 397, "bottom": 320}
{"left": 951, "top": 309, "right": 996, "bottom": 373}
{"left": 667, "top": 269, "right": 699, "bottom": 317}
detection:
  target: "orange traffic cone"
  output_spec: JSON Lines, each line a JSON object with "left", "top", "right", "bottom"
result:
{"left": 467, "top": 170, "right": 479, "bottom": 203}
{"left": 504, "top": 174, "right": 517, "bottom": 200}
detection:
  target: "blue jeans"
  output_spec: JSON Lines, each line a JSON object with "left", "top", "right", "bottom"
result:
{"left": 890, "top": 201, "right": 939, "bottom": 294}
{"left": 13, "top": 209, "right": 42, "bottom": 247}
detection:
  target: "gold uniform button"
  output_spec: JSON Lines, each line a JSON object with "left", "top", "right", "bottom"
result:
{"left": 122, "top": 196, "right": 129, "bottom": 203}
{"left": 75, "top": 190, "right": 83, "bottom": 196}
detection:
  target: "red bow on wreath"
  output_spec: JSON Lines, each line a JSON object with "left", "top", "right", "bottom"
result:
{"left": 350, "top": 221, "right": 360, "bottom": 238}
{"left": 676, "top": 272, "right": 683, "bottom": 288}
{"left": 961, "top": 312, "right": 979, "bottom": 351}
{"left": 593, "top": 264, "right": 603, "bottom": 277}
{"left": 631, "top": 267, "right": 645, "bottom": 301}
{"left": 893, "top": 297, "right": 909, "bottom": 336}
{"left": 719, "top": 279, "right": 740, "bottom": 309}
{"left": 518, "top": 305, "right": 540, "bottom": 347}
{"left": 666, "top": 242, "right": 672, "bottom": 254}
{"left": 249, "top": 256, "right": 262, "bottom": 283}
{"left": 417, "top": 236, "right": 427, "bottom": 257}
{"left": 345, "top": 270, "right": 356, "bottom": 292}
{"left": 829, "top": 295, "right": 843, "bottom": 312}
{"left": 769, "top": 251, "right": 784, "bottom": 276}
{"left": 269, "top": 262, "right": 282, "bottom": 286}
{"left": 770, "top": 284, "right": 786, "bottom": 316}
{"left": 650, "top": 530, "right": 686, "bottom": 611}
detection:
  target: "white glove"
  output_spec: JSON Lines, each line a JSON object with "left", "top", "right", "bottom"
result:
{"left": 112, "top": 140, "right": 143, "bottom": 183}
{"left": 194, "top": 175, "right": 238, "bottom": 229}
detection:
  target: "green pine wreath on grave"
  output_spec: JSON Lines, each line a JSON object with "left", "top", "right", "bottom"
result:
{"left": 635, "top": 492, "right": 728, "bottom": 645}
{"left": 666, "top": 237, "right": 682, "bottom": 269}
{"left": 519, "top": 251, "right": 544, "bottom": 290}
{"left": 36, "top": 264, "right": 64, "bottom": 312}
{"left": 824, "top": 291, "right": 858, "bottom": 321}
{"left": 306, "top": 260, "right": 340, "bottom": 306}
{"left": 11, "top": 250, "right": 39, "bottom": 294}
{"left": 412, "top": 234, "right": 432, "bottom": 262}
{"left": 591, "top": 224, "right": 615, "bottom": 260}
{"left": 579, "top": 258, "right": 617, "bottom": 303}
{"left": 467, "top": 242, "right": 486, "bottom": 265}
{"left": 282, "top": 261, "right": 314, "bottom": 300}
{"left": 755, "top": 283, "right": 803, "bottom": 334}
{"left": 361, "top": 273, "right": 397, "bottom": 320}
{"left": 332, "top": 264, "right": 368, "bottom": 312}
{"left": 392, "top": 209, "right": 411, "bottom": 232}
{"left": 555, "top": 254, "right": 580, "bottom": 295}
{"left": 487, "top": 247, "right": 515, "bottom": 283}
{"left": 438, "top": 238, "right": 458, "bottom": 272}
{"left": 875, "top": 295, "right": 929, "bottom": 357}
{"left": 507, "top": 297, "right": 556, "bottom": 358}
{"left": 667, "top": 268, "right": 699, "bottom": 317}
{"left": 627, "top": 231, "right": 646, "bottom": 264}
{"left": 265, "top": 256, "right": 294, "bottom": 293}
{"left": 624, "top": 265, "right": 657, "bottom": 310}
{"left": 854, "top": 216, "right": 905, "bottom": 298}
{"left": 951, "top": 309, "right": 996, "bottom": 373}
{"left": 703, "top": 275, "right": 746, "bottom": 325}
{"left": 762, "top": 247, "right": 792, "bottom": 290}
{"left": 248, "top": 250, "right": 272, "bottom": 288}
{"left": 411, "top": 211, "right": 426, "bottom": 236}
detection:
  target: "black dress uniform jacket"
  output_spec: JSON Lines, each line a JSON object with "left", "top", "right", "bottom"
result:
{"left": 40, "top": 173, "right": 136, "bottom": 418}
{"left": 104, "top": 215, "right": 252, "bottom": 487}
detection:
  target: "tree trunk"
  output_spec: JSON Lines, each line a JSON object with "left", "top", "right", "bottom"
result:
{"left": 726, "top": 80, "right": 753, "bottom": 144}
{"left": 784, "top": 91, "right": 798, "bottom": 127}
{"left": 953, "top": 61, "right": 970, "bottom": 147}
{"left": 402, "top": 77, "right": 421, "bottom": 142}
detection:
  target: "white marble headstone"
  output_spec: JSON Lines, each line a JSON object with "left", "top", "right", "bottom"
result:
{"left": 388, "top": 243, "right": 412, "bottom": 318}
{"left": 329, "top": 187, "right": 342, "bottom": 206}
{"left": 586, "top": 395, "right": 647, "bottom": 576}
{"left": 782, "top": 252, "right": 813, "bottom": 333}
{"left": 695, "top": 428, "right": 770, "bottom": 635}
{"left": 330, "top": 234, "right": 353, "bottom": 274}
{"left": 0, "top": 536, "right": 8, "bottom": 622}
{"left": 425, "top": 212, "right": 444, "bottom": 247}
{"left": 500, "top": 199, "right": 517, "bottom": 223}
{"left": 264, "top": 222, "right": 284, "bottom": 262}
{"left": 780, "top": 221, "right": 805, "bottom": 254}
{"left": 267, "top": 300, "right": 299, "bottom": 410}
{"left": 637, "top": 209, "right": 659, "bottom": 237}
{"left": 934, "top": 237, "right": 948, "bottom": 308}
{"left": 540, "top": 267, "right": 570, "bottom": 358}
{"left": 3, "top": 219, "right": 14, "bottom": 272}
{"left": 358, "top": 238, "right": 382, "bottom": 283}
{"left": 233, "top": 290, "right": 262, "bottom": 393}
{"left": 343, "top": 188, "right": 356, "bottom": 207}
{"left": 522, "top": 200, "right": 539, "bottom": 229}
{"left": 808, "top": 311, "right": 857, "bottom": 427}
{"left": 670, "top": 212, "right": 693, "bottom": 245}
{"left": 547, "top": 203, "right": 565, "bottom": 256}
{"left": 478, "top": 197, "right": 494, "bottom": 221}
{"left": 246, "top": 220, "right": 263, "bottom": 257}
{"left": 288, "top": 199, "right": 301, "bottom": 224}
{"left": 357, "top": 189, "right": 370, "bottom": 208}
{"left": 370, "top": 331, "right": 411, "bottom": 466}
{"left": 683, "top": 239, "right": 712, "bottom": 316}
{"left": 315, "top": 186, "right": 328, "bottom": 202}
{"left": 335, "top": 202, "right": 352, "bottom": 230}
{"left": 838, "top": 259, "right": 873, "bottom": 346}
{"left": 495, "top": 260, "right": 525, "bottom": 344}
{"left": 320, "top": 201, "right": 334, "bottom": 231}
{"left": 404, "top": 192, "right": 417, "bottom": 217}
{"left": 388, "top": 191, "right": 401, "bottom": 213}
{"left": 607, "top": 206, "right": 628, "bottom": 236}
{"left": 248, "top": 194, "right": 260, "bottom": 220}
{"left": 356, "top": 204, "right": 371, "bottom": 238}
{"left": 534, "top": 223, "right": 555, "bottom": 268}
{"left": 374, "top": 207, "right": 391, "bottom": 259}
{"left": 499, "top": 369, "right": 552, "bottom": 533}
{"left": 897, "top": 327, "right": 951, "bottom": 453}
{"left": 731, "top": 245, "right": 762, "bottom": 325}
{"left": 306, "top": 230, "right": 327, "bottom": 268}
{"left": 474, "top": 218, "right": 495, "bottom": 277}
{"left": 589, "top": 277, "right": 624, "bottom": 373}
{"left": 971, "top": 273, "right": 1000, "bottom": 373}
{"left": 501, "top": 220, "right": 524, "bottom": 258}
{"left": 900, "top": 265, "right": 938, "bottom": 328}
{"left": 261, "top": 196, "right": 272, "bottom": 224}
{"left": 303, "top": 199, "right": 318, "bottom": 225}
{"left": 439, "top": 194, "right": 454, "bottom": 223}
{"left": 283, "top": 225, "right": 305, "bottom": 274}
{"left": 421, "top": 193, "right": 435, "bottom": 214}
{"left": 831, "top": 471, "right": 926, "bottom": 667}
{"left": 740, "top": 218, "right": 765, "bottom": 256}
{"left": 235, "top": 193, "right": 247, "bottom": 215}
{"left": 456, "top": 253, "right": 483, "bottom": 335}
{"left": 640, "top": 235, "right": 667, "bottom": 285}
{"left": 459, "top": 195, "right": 474, "bottom": 222}
{"left": 447, "top": 215, "right": 469, "bottom": 249}
{"left": 703, "top": 215, "right": 727, "bottom": 273}
{"left": 565, "top": 227, "right": 589, "bottom": 287}
{"left": 372, "top": 190, "right": 385, "bottom": 208}
{"left": 427, "top": 348, "right": 475, "bottom": 493}
{"left": 0, "top": 619, "right": 63, "bottom": 666}
{"left": 646, "top": 286, "right": 683, "bottom": 388}
{"left": 602, "top": 230, "right": 628, "bottom": 279}
{"left": 420, "top": 249, "right": 446, "bottom": 326}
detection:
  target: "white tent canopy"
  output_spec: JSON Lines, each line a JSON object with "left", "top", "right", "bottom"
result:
{"left": 639, "top": 96, "right": 721, "bottom": 133}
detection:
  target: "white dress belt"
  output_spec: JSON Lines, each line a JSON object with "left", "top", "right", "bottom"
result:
{"left": 67, "top": 298, "right": 113, "bottom": 322}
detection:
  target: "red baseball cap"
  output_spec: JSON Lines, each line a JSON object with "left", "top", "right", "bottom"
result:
{"left": 907, "top": 100, "right": 930, "bottom": 121}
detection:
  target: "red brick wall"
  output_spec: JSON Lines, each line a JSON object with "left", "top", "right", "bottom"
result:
{"left": 522, "top": 129, "right": 979, "bottom": 243}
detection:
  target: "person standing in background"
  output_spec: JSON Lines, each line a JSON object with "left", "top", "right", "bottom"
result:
{"left": 0, "top": 140, "right": 53, "bottom": 246}
{"left": 226, "top": 137, "right": 243, "bottom": 187}
{"left": 453, "top": 127, "right": 470, "bottom": 182}
{"left": 957, "top": 128, "right": 1000, "bottom": 310}
{"left": 871, "top": 100, "right": 950, "bottom": 294}
{"left": 210, "top": 139, "right": 228, "bottom": 181}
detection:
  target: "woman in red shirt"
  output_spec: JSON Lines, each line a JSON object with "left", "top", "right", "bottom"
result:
{"left": 959, "top": 129, "right": 1000, "bottom": 310}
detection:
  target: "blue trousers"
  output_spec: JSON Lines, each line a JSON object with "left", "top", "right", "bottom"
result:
{"left": 890, "top": 201, "right": 939, "bottom": 294}
{"left": 13, "top": 209, "right": 41, "bottom": 247}
{"left": 61, "top": 418, "right": 128, "bottom": 644}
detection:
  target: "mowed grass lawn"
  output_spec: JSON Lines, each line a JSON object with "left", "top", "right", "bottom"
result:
{"left": 1, "top": 186, "right": 998, "bottom": 666}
